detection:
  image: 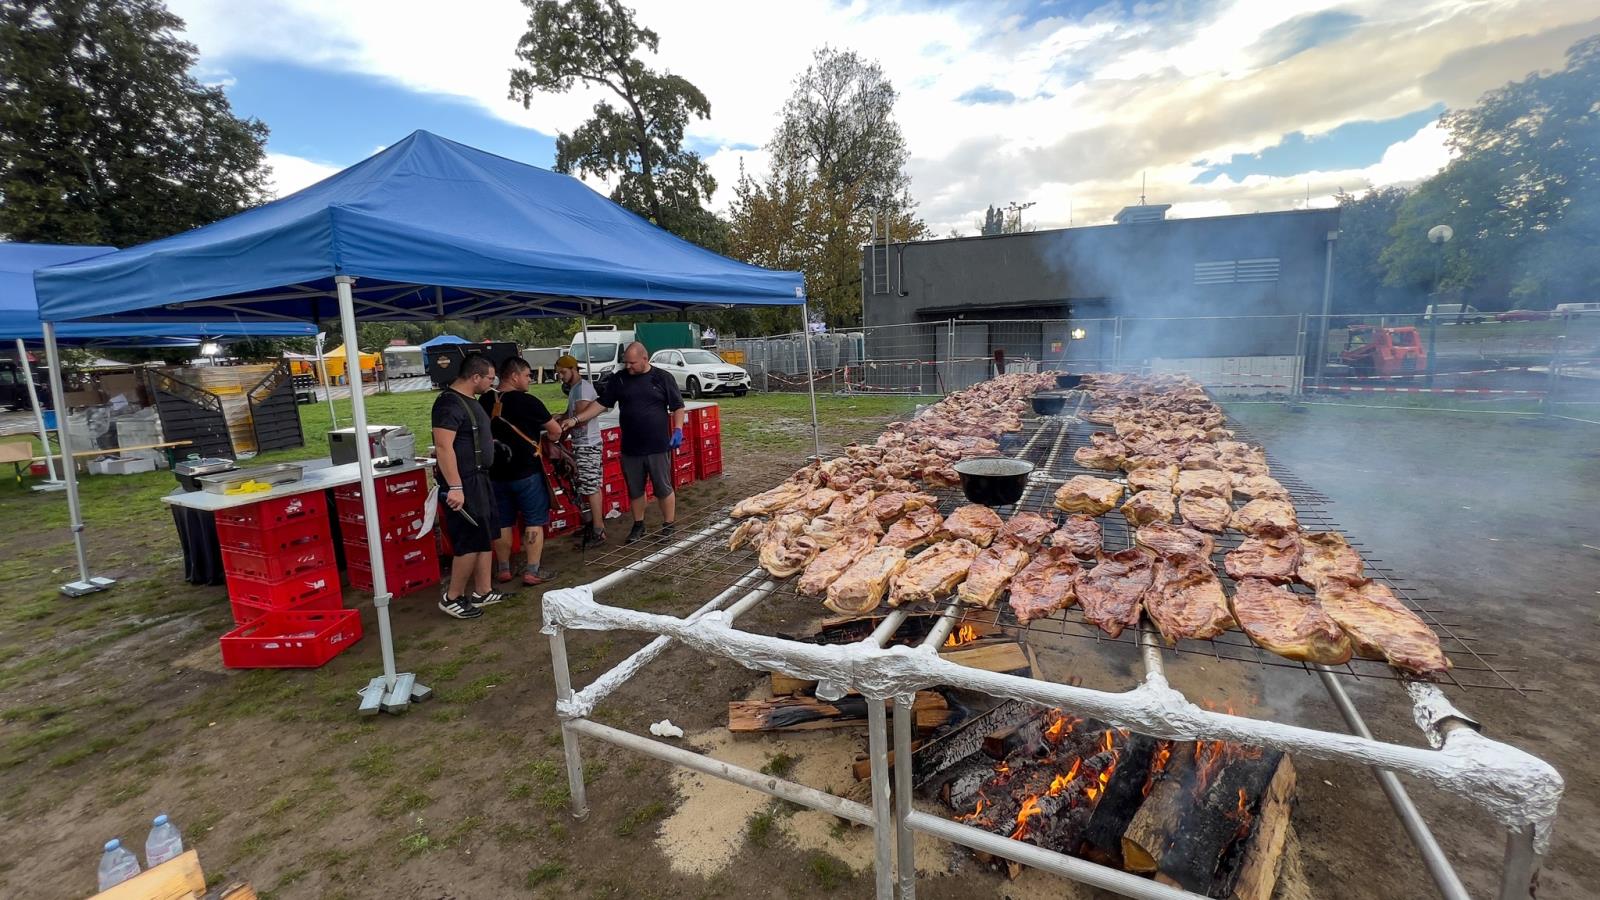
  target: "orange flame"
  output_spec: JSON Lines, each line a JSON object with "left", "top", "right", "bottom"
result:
{"left": 956, "top": 796, "right": 988, "bottom": 824}
{"left": 1009, "top": 795, "right": 1043, "bottom": 841}
{"left": 1143, "top": 741, "right": 1174, "bottom": 797}
{"left": 1227, "top": 787, "right": 1255, "bottom": 839}
{"left": 943, "top": 624, "right": 980, "bottom": 648}
{"left": 1047, "top": 759, "right": 1082, "bottom": 796}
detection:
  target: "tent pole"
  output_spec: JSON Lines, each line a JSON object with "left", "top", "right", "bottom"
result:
{"left": 16, "top": 338, "right": 59, "bottom": 484}
{"left": 41, "top": 323, "right": 111, "bottom": 596}
{"left": 579, "top": 312, "right": 589, "bottom": 383}
{"left": 335, "top": 276, "right": 422, "bottom": 715}
{"left": 800, "top": 302, "right": 822, "bottom": 459}
{"left": 315, "top": 331, "right": 338, "bottom": 429}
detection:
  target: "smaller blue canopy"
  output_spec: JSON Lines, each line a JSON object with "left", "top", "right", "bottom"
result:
{"left": 4, "top": 243, "right": 315, "bottom": 344}
{"left": 420, "top": 334, "right": 469, "bottom": 349}
{"left": 33, "top": 131, "right": 805, "bottom": 324}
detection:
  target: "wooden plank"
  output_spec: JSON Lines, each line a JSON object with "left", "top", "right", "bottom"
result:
{"left": 938, "top": 641, "right": 1030, "bottom": 675}
{"left": 768, "top": 672, "right": 817, "bottom": 696}
{"left": 1230, "top": 757, "right": 1297, "bottom": 900}
{"left": 212, "top": 884, "right": 258, "bottom": 900}
{"left": 729, "top": 692, "right": 945, "bottom": 733}
{"left": 851, "top": 740, "right": 924, "bottom": 781}
{"left": 90, "top": 848, "right": 205, "bottom": 900}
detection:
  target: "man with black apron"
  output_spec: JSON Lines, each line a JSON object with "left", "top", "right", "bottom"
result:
{"left": 431, "top": 354, "right": 504, "bottom": 618}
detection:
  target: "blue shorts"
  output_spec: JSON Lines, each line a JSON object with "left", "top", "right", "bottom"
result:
{"left": 492, "top": 473, "right": 550, "bottom": 530}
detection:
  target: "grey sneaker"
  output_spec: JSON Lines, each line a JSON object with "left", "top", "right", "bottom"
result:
{"left": 439, "top": 594, "right": 482, "bottom": 619}
{"left": 471, "top": 591, "right": 507, "bottom": 607}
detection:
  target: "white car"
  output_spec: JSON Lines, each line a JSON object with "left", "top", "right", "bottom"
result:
{"left": 650, "top": 348, "right": 751, "bottom": 398}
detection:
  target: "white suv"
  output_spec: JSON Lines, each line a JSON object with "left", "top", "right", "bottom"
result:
{"left": 650, "top": 349, "right": 751, "bottom": 398}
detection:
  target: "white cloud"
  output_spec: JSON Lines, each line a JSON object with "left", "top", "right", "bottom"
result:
{"left": 265, "top": 152, "right": 343, "bottom": 198}
{"left": 169, "top": 0, "right": 1596, "bottom": 235}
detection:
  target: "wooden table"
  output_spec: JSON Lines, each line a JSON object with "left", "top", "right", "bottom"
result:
{"left": 0, "top": 441, "right": 31, "bottom": 484}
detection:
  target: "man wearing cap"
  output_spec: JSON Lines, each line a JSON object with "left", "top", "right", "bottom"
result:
{"left": 562, "top": 341, "right": 685, "bottom": 544}
{"left": 555, "top": 354, "right": 606, "bottom": 546}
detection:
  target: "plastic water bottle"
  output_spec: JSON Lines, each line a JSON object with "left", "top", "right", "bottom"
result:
{"left": 97, "top": 839, "right": 141, "bottom": 890}
{"left": 145, "top": 814, "right": 184, "bottom": 867}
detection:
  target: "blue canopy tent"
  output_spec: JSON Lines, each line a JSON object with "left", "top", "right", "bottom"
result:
{"left": 34, "top": 131, "right": 811, "bottom": 714}
{"left": 4, "top": 242, "right": 317, "bottom": 594}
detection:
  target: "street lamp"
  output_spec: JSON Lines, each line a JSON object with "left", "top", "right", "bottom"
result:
{"left": 1070, "top": 327, "right": 1087, "bottom": 340}
{"left": 1425, "top": 224, "right": 1453, "bottom": 386}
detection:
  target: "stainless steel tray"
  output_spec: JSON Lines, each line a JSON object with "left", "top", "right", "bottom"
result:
{"left": 197, "top": 462, "right": 305, "bottom": 494}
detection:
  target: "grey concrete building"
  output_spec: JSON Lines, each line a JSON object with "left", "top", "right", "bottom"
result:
{"left": 858, "top": 206, "right": 1340, "bottom": 389}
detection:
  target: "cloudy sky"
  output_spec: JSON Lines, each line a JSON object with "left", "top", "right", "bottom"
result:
{"left": 168, "top": 0, "right": 1598, "bottom": 235}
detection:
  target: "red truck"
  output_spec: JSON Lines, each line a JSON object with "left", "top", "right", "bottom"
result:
{"left": 1339, "top": 324, "right": 1427, "bottom": 377}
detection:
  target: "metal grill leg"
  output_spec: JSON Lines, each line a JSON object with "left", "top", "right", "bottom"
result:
{"left": 868, "top": 700, "right": 895, "bottom": 900}
{"left": 548, "top": 625, "right": 589, "bottom": 819}
{"left": 893, "top": 695, "right": 916, "bottom": 899}
{"left": 1499, "top": 825, "right": 1541, "bottom": 900}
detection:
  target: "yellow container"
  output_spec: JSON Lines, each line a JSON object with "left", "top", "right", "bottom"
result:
{"left": 718, "top": 350, "right": 746, "bottom": 364}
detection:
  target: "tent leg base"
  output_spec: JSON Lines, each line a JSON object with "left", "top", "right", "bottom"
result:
{"left": 31, "top": 480, "right": 66, "bottom": 493}
{"left": 61, "top": 576, "right": 115, "bottom": 597}
{"left": 357, "top": 674, "right": 432, "bottom": 716}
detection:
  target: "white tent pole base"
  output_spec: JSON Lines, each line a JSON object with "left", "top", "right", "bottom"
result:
{"left": 41, "top": 322, "right": 105, "bottom": 595}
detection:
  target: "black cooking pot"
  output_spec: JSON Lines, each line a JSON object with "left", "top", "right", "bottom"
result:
{"left": 1031, "top": 392, "right": 1068, "bottom": 415}
{"left": 953, "top": 457, "right": 1035, "bottom": 507}
{"left": 1055, "top": 373, "right": 1083, "bottom": 390}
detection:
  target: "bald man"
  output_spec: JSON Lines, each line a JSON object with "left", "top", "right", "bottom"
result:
{"left": 563, "top": 341, "right": 685, "bottom": 543}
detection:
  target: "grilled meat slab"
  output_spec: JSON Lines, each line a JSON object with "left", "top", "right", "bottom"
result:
{"left": 790, "top": 486, "right": 841, "bottom": 517}
{"left": 881, "top": 504, "right": 944, "bottom": 549}
{"left": 728, "top": 518, "right": 768, "bottom": 551}
{"left": 1230, "top": 578, "right": 1352, "bottom": 664}
{"left": 869, "top": 491, "right": 938, "bottom": 525}
{"left": 1297, "top": 531, "right": 1366, "bottom": 590}
{"left": 958, "top": 543, "right": 1033, "bottom": 608}
{"left": 1121, "top": 489, "right": 1176, "bottom": 526}
{"left": 1126, "top": 464, "right": 1178, "bottom": 494}
{"left": 940, "top": 504, "right": 1004, "bottom": 546}
{"left": 732, "top": 482, "right": 810, "bottom": 518}
{"left": 1144, "top": 555, "right": 1234, "bottom": 643}
{"left": 1179, "top": 495, "right": 1232, "bottom": 533}
{"left": 1054, "top": 475, "right": 1124, "bottom": 516}
{"left": 1076, "top": 547, "right": 1156, "bottom": 638}
{"left": 997, "top": 512, "right": 1055, "bottom": 550}
{"left": 805, "top": 508, "right": 883, "bottom": 549}
{"left": 1135, "top": 522, "right": 1215, "bottom": 560}
{"left": 797, "top": 527, "right": 880, "bottom": 596}
{"left": 1008, "top": 546, "right": 1080, "bottom": 625}
{"left": 1316, "top": 578, "right": 1450, "bottom": 678}
{"left": 758, "top": 514, "right": 819, "bottom": 577}
{"left": 825, "top": 546, "right": 908, "bottom": 615}
{"left": 1050, "top": 514, "right": 1103, "bottom": 558}
{"left": 1175, "top": 468, "right": 1231, "bottom": 499}
{"left": 1231, "top": 474, "right": 1289, "bottom": 502}
{"left": 1074, "top": 443, "right": 1126, "bottom": 470}
{"left": 1223, "top": 534, "right": 1301, "bottom": 583}
{"left": 1231, "top": 498, "right": 1298, "bottom": 537}
{"left": 889, "top": 539, "right": 981, "bottom": 606}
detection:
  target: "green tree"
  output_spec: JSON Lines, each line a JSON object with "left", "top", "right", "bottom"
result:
{"left": 509, "top": 0, "right": 723, "bottom": 250}
{"left": 729, "top": 47, "right": 925, "bottom": 330}
{"left": 1383, "top": 34, "right": 1600, "bottom": 308}
{"left": 1329, "top": 187, "right": 1414, "bottom": 313}
{"left": 0, "top": 0, "right": 271, "bottom": 246}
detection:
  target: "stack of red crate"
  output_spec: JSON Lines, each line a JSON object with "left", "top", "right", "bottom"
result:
{"left": 216, "top": 491, "right": 362, "bottom": 669}
{"left": 542, "top": 449, "right": 585, "bottom": 537}
{"left": 671, "top": 408, "right": 699, "bottom": 489}
{"left": 599, "top": 424, "right": 631, "bottom": 511}
{"left": 334, "top": 469, "right": 441, "bottom": 598}
{"left": 691, "top": 404, "right": 723, "bottom": 479}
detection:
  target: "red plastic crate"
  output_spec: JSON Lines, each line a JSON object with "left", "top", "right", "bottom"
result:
{"left": 338, "top": 516, "right": 430, "bottom": 548}
{"left": 344, "top": 536, "right": 436, "bottom": 570}
{"left": 672, "top": 441, "right": 695, "bottom": 461}
{"left": 213, "top": 491, "right": 328, "bottom": 530}
{"left": 348, "top": 551, "right": 441, "bottom": 597}
{"left": 222, "top": 538, "right": 336, "bottom": 583}
{"left": 601, "top": 427, "right": 621, "bottom": 447}
{"left": 601, "top": 477, "right": 631, "bottom": 509}
{"left": 546, "top": 496, "right": 583, "bottom": 537}
{"left": 673, "top": 458, "right": 695, "bottom": 488}
{"left": 226, "top": 565, "right": 341, "bottom": 609}
{"left": 602, "top": 458, "right": 623, "bottom": 484}
{"left": 691, "top": 405, "right": 720, "bottom": 436}
{"left": 335, "top": 491, "right": 427, "bottom": 533}
{"left": 230, "top": 584, "right": 342, "bottom": 625}
{"left": 333, "top": 468, "right": 428, "bottom": 503}
{"left": 215, "top": 514, "right": 330, "bottom": 555}
{"left": 219, "top": 609, "right": 364, "bottom": 669}
{"left": 698, "top": 453, "right": 723, "bottom": 478}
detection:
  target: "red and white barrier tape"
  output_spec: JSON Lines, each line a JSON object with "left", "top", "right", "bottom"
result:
{"left": 1305, "top": 386, "right": 1547, "bottom": 395}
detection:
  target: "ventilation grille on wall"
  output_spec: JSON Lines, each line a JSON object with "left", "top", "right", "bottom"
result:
{"left": 1194, "top": 257, "right": 1280, "bottom": 285}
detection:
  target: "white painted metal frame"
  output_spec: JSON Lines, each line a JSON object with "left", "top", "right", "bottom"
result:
{"left": 539, "top": 424, "right": 1561, "bottom": 900}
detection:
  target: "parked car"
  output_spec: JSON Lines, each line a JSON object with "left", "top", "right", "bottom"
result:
{"left": 1422, "top": 303, "right": 1485, "bottom": 324}
{"left": 649, "top": 348, "right": 750, "bottom": 398}
{"left": 1494, "top": 310, "right": 1551, "bottom": 322}
{"left": 1553, "top": 302, "right": 1600, "bottom": 319}
{"left": 0, "top": 360, "right": 49, "bottom": 411}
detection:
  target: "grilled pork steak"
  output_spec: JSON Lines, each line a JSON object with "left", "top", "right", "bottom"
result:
{"left": 1224, "top": 534, "right": 1301, "bottom": 583}
{"left": 889, "top": 539, "right": 981, "bottom": 606}
{"left": 940, "top": 504, "right": 1005, "bottom": 547}
{"left": 758, "top": 514, "right": 819, "bottom": 578}
{"left": 1231, "top": 498, "right": 1298, "bottom": 537}
{"left": 1050, "top": 514, "right": 1103, "bottom": 558}
{"left": 959, "top": 543, "right": 1033, "bottom": 608}
{"left": 1175, "top": 468, "right": 1231, "bottom": 499}
{"left": 882, "top": 504, "right": 944, "bottom": 550}
{"left": 1121, "top": 489, "right": 1176, "bottom": 526}
{"left": 728, "top": 518, "right": 768, "bottom": 551}
{"left": 1126, "top": 464, "right": 1178, "bottom": 494}
{"left": 1230, "top": 578, "right": 1351, "bottom": 664}
{"left": 1054, "top": 475, "right": 1124, "bottom": 516}
{"left": 1316, "top": 577, "right": 1450, "bottom": 678}
{"left": 1135, "top": 522, "right": 1215, "bottom": 560}
{"left": 1179, "top": 495, "right": 1232, "bottom": 533}
{"left": 797, "top": 527, "right": 880, "bottom": 596}
{"left": 1297, "top": 531, "right": 1366, "bottom": 590}
{"left": 1144, "top": 554, "right": 1234, "bottom": 643}
{"left": 1008, "top": 546, "right": 1080, "bottom": 624}
{"left": 997, "top": 512, "right": 1056, "bottom": 550}
{"left": 1076, "top": 547, "right": 1156, "bottom": 638}
{"left": 825, "top": 546, "right": 907, "bottom": 615}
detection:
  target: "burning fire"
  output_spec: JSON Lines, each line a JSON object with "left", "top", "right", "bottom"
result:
{"left": 1009, "top": 795, "right": 1043, "bottom": 840}
{"left": 1193, "top": 739, "right": 1263, "bottom": 796}
{"left": 1142, "top": 741, "right": 1174, "bottom": 798}
{"left": 1226, "top": 787, "right": 1254, "bottom": 839}
{"left": 943, "top": 624, "right": 980, "bottom": 648}
{"left": 1041, "top": 709, "right": 1080, "bottom": 745}
{"left": 1003, "top": 729, "right": 1123, "bottom": 842}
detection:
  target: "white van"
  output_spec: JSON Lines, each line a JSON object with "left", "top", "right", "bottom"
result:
{"left": 568, "top": 326, "right": 635, "bottom": 382}
{"left": 1554, "top": 302, "right": 1600, "bottom": 319}
{"left": 1422, "top": 303, "right": 1484, "bottom": 323}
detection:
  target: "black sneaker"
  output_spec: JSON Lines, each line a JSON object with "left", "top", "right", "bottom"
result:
{"left": 625, "top": 521, "right": 647, "bottom": 544}
{"left": 659, "top": 521, "right": 676, "bottom": 538}
{"left": 472, "top": 591, "right": 507, "bottom": 607}
{"left": 439, "top": 594, "right": 482, "bottom": 619}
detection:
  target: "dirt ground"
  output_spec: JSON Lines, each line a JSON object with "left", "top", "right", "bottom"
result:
{"left": 0, "top": 395, "right": 1595, "bottom": 899}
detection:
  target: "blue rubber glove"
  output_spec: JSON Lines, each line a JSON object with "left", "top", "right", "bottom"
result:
{"left": 670, "top": 427, "right": 684, "bottom": 449}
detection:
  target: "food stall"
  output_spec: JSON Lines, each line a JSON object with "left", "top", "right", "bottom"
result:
{"left": 33, "top": 130, "right": 809, "bottom": 715}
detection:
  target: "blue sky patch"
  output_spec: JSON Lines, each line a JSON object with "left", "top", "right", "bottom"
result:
{"left": 1251, "top": 10, "right": 1364, "bottom": 65}
{"left": 1191, "top": 104, "right": 1444, "bottom": 183}
{"left": 958, "top": 85, "right": 1019, "bottom": 105}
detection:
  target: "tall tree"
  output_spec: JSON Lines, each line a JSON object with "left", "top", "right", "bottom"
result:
{"left": 1329, "top": 187, "right": 1413, "bottom": 313}
{"left": 729, "top": 47, "right": 924, "bottom": 329}
{"left": 509, "top": 0, "right": 723, "bottom": 249}
{"left": 1383, "top": 34, "right": 1600, "bottom": 308}
{"left": 0, "top": 0, "right": 271, "bottom": 246}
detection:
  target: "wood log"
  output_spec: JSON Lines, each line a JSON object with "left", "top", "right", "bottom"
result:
{"left": 768, "top": 672, "right": 817, "bottom": 696}
{"left": 851, "top": 740, "right": 924, "bottom": 781}
{"left": 913, "top": 699, "right": 1036, "bottom": 790}
{"left": 1230, "top": 757, "right": 1296, "bottom": 900}
{"left": 982, "top": 716, "right": 1046, "bottom": 761}
{"left": 728, "top": 691, "right": 946, "bottom": 733}
{"left": 1156, "top": 747, "right": 1285, "bottom": 894}
{"left": 939, "top": 641, "right": 1030, "bottom": 676}
{"left": 1079, "top": 733, "right": 1164, "bottom": 866}
{"left": 1121, "top": 741, "right": 1198, "bottom": 874}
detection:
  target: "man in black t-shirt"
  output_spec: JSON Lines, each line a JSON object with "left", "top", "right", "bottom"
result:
{"left": 481, "top": 356, "right": 562, "bottom": 587}
{"left": 431, "top": 354, "right": 501, "bottom": 619}
{"left": 563, "top": 341, "right": 685, "bottom": 544}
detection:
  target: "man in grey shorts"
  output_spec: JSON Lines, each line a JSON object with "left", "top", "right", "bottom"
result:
{"left": 563, "top": 341, "right": 685, "bottom": 544}
{"left": 554, "top": 354, "right": 606, "bottom": 546}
